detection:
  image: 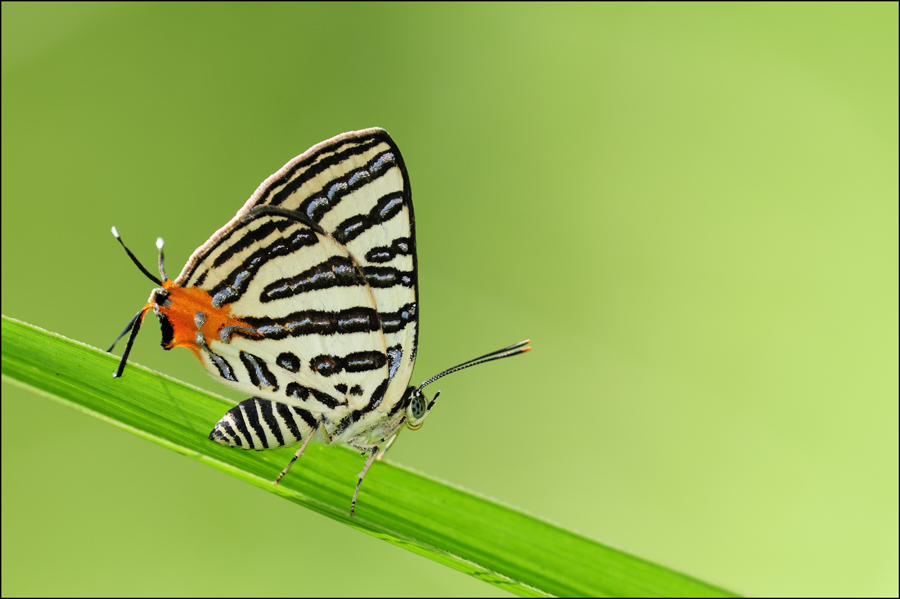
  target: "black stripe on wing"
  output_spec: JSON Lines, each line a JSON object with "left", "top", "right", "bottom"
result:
{"left": 211, "top": 218, "right": 311, "bottom": 270}
{"left": 208, "top": 222, "right": 321, "bottom": 308}
{"left": 183, "top": 213, "right": 303, "bottom": 287}
{"left": 267, "top": 136, "right": 384, "bottom": 208}
{"left": 332, "top": 191, "right": 405, "bottom": 246}
{"left": 292, "top": 144, "right": 396, "bottom": 222}
{"left": 377, "top": 303, "right": 417, "bottom": 335}
{"left": 260, "top": 255, "right": 366, "bottom": 303}
{"left": 259, "top": 255, "right": 413, "bottom": 303}
{"left": 364, "top": 237, "right": 413, "bottom": 264}
{"left": 276, "top": 402, "right": 303, "bottom": 442}
{"left": 308, "top": 351, "right": 388, "bottom": 377}
{"left": 183, "top": 133, "right": 384, "bottom": 284}
{"left": 228, "top": 306, "right": 383, "bottom": 341}
{"left": 206, "top": 348, "right": 237, "bottom": 382}
{"left": 363, "top": 266, "right": 415, "bottom": 289}
{"left": 239, "top": 350, "right": 279, "bottom": 391}
{"left": 293, "top": 151, "right": 398, "bottom": 225}
{"left": 228, "top": 403, "right": 255, "bottom": 449}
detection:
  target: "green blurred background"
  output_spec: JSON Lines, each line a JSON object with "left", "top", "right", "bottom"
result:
{"left": 2, "top": 3, "right": 897, "bottom": 596}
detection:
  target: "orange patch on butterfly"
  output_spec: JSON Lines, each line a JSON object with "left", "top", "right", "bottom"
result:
{"left": 150, "top": 281, "right": 254, "bottom": 359}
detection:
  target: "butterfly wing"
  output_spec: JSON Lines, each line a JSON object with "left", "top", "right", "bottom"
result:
{"left": 175, "top": 129, "right": 418, "bottom": 425}
{"left": 244, "top": 128, "right": 418, "bottom": 402}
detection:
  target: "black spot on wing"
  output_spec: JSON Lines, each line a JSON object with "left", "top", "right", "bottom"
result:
{"left": 344, "top": 351, "right": 388, "bottom": 373}
{"left": 310, "top": 355, "right": 340, "bottom": 377}
{"left": 276, "top": 352, "right": 301, "bottom": 372}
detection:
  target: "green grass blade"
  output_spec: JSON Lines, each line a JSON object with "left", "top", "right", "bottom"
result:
{"left": 1, "top": 315, "right": 739, "bottom": 597}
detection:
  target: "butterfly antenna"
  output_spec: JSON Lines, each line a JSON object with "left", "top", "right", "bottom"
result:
{"left": 107, "top": 309, "right": 142, "bottom": 352}
{"left": 108, "top": 226, "right": 159, "bottom": 377}
{"left": 417, "top": 339, "right": 531, "bottom": 391}
{"left": 451, "top": 339, "right": 531, "bottom": 369}
{"left": 111, "top": 226, "right": 162, "bottom": 286}
{"left": 108, "top": 307, "right": 149, "bottom": 378}
{"left": 156, "top": 237, "right": 168, "bottom": 282}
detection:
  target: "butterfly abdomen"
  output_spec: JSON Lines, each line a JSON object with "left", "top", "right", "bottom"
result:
{"left": 209, "top": 398, "right": 318, "bottom": 450}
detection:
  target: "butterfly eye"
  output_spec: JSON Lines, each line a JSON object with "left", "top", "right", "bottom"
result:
{"left": 411, "top": 395, "right": 426, "bottom": 419}
{"left": 406, "top": 390, "right": 430, "bottom": 430}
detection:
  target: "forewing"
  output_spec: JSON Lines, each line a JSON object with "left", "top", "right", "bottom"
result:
{"left": 176, "top": 129, "right": 418, "bottom": 414}
{"left": 245, "top": 128, "right": 419, "bottom": 400}
{"left": 175, "top": 128, "right": 418, "bottom": 415}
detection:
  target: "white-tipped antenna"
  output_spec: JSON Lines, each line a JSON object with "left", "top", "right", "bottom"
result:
{"left": 108, "top": 225, "right": 163, "bottom": 378}
{"left": 156, "top": 237, "right": 167, "bottom": 282}
{"left": 417, "top": 339, "right": 531, "bottom": 391}
{"left": 110, "top": 226, "right": 162, "bottom": 286}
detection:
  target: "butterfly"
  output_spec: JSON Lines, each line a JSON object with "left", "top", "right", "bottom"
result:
{"left": 108, "top": 128, "right": 530, "bottom": 516}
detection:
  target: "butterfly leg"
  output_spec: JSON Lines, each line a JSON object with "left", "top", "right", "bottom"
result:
{"left": 318, "top": 422, "right": 333, "bottom": 444}
{"left": 274, "top": 417, "right": 322, "bottom": 485}
{"left": 350, "top": 445, "right": 379, "bottom": 517}
{"left": 376, "top": 432, "right": 400, "bottom": 462}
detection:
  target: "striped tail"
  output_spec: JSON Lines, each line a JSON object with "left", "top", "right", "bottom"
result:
{"left": 208, "top": 397, "right": 317, "bottom": 450}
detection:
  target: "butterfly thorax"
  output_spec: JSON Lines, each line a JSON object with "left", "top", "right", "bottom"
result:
{"left": 325, "top": 384, "right": 415, "bottom": 449}
{"left": 147, "top": 283, "right": 252, "bottom": 360}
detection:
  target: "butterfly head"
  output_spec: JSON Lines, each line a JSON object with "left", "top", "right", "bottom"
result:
{"left": 405, "top": 387, "right": 439, "bottom": 431}
{"left": 108, "top": 228, "right": 235, "bottom": 376}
